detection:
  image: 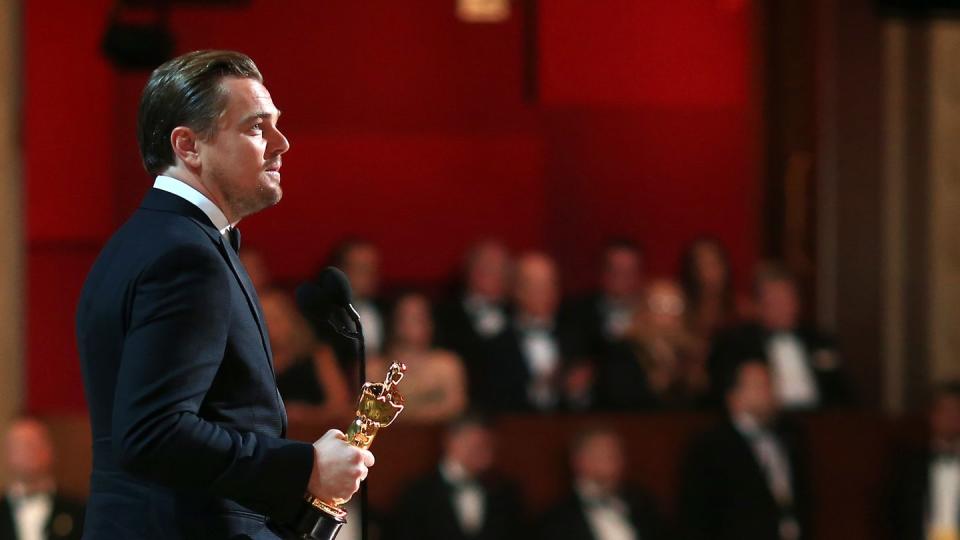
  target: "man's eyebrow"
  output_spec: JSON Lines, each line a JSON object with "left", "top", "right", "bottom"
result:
{"left": 241, "top": 110, "right": 281, "bottom": 124}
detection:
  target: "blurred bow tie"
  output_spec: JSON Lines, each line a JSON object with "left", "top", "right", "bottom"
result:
{"left": 228, "top": 227, "right": 241, "bottom": 253}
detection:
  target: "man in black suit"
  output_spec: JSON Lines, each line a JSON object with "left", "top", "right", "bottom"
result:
{"left": 890, "top": 382, "right": 960, "bottom": 540}
{"left": 566, "top": 239, "right": 644, "bottom": 360}
{"left": 708, "top": 264, "right": 849, "bottom": 410}
{"left": 75, "top": 50, "right": 374, "bottom": 539}
{"left": 679, "top": 361, "right": 811, "bottom": 540}
{"left": 0, "top": 418, "right": 84, "bottom": 540}
{"left": 478, "top": 253, "right": 587, "bottom": 412}
{"left": 434, "top": 240, "right": 513, "bottom": 401}
{"left": 389, "top": 416, "right": 525, "bottom": 540}
{"left": 538, "top": 427, "right": 667, "bottom": 540}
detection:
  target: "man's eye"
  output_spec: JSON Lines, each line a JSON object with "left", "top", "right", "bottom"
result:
{"left": 251, "top": 123, "right": 263, "bottom": 132}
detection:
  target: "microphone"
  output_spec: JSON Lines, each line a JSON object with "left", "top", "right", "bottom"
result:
{"left": 296, "top": 267, "right": 361, "bottom": 340}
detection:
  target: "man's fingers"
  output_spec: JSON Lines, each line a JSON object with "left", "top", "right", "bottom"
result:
{"left": 361, "top": 450, "right": 375, "bottom": 468}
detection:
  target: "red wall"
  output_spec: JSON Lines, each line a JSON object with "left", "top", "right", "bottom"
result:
{"left": 24, "top": 0, "right": 760, "bottom": 412}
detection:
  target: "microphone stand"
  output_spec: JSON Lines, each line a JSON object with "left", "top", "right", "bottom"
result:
{"left": 347, "top": 306, "right": 368, "bottom": 540}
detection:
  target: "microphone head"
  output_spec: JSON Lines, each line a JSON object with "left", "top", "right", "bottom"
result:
{"left": 317, "top": 266, "right": 354, "bottom": 308}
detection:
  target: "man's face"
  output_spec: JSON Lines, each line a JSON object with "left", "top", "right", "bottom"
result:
{"left": 5, "top": 420, "right": 55, "bottom": 483}
{"left": 602, "top": 248, "right": 641, "bottom": 300}
{"left": 446, "top": 425, "right": 495, "bottom": 478}
{"left": 758, "top": 280, "right": 800, "bottom": 331}
{"left": 573, "top": 433, "right": 625, "bottom": 494}
{"left": 198, "top": 77, "right": 289, "bottom": 221}
{"left": 514, "top": 255, "right": 559, "bottom": 320}
{"left": 467, "top": 243, "right": 511, "bottom": 302}
{"left": 344, "top": 244, "right": 380, "bottom": 300}
{"left": 729, "top": 363, "right": 779, "bottom": 424}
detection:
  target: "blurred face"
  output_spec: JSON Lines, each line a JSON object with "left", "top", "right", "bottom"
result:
{"left": 466, "top": 243, "right": 511, "bottom": 302}
{"left": 514, "top": 254, "right": 559, "bottom": 320}
{"left": 197, "top": 77, "right": 289, "bottom": 222}
{"left": 446, "top": 425, "right": 495, "bottom": 478}
{"left": 602, "top": 247, "right": 642, "bottom": 300}
{"left": 642, "top": 280, "right": 685, "bottom": 331}
{"left": 261, "top": 294, "right": 310, "bottom": 367}
{"left": 392, "top": 294, "right": 434, "bottom": 350}
{"left": 757, "top": 280, "right": 800, "bottom": 331}
{"left": 931, "top": 394, "right": 960, "bottom": 444}
{"left": 573, "top": 432, "right": 625, "bottom": 494}
{"left": 239, "top": 248, "right": 270, "bottom": 293}
{"left": 5, "top": 420, "right": 55, "bottom": 484}
{"left": 343, "top": 244, "right": 380, "bottom": 300}
{"left": 693, "top": 242, "right": 728, "bottom": 290}
{"left": 728, "top": 363, "right": 779, "bottom": 424}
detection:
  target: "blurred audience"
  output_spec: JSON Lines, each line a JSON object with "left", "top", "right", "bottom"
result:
{"left": 239, "top": 245, "right": 272, "bottom": 295}
{"left": 481, "top": 253, "right": 587, "bottom": 412}
{"left": 679, "top": 361, "right": 811, "bottom": 540}
{"left": 537, "top": 427, "right": 667, "bottom": 540}
{"left": 1, "top": 418, "right": 84, "bottom": 540}
{"left": 708, "top": 263, "right": 850, "bottom": 410}
{"left": 567, "top": 239, "right": 644, "bottom": 359}
{"left": 389, "top": 416, "right": 525, "bottom": 540}
{"left": 370, "top": 291, "right": 467, "bottom": 423}
{"left": 435, "top": 240, "right": 513, "bottom": 402}
{"left": 678, "top": 237, "right": 746, "bottom": 340}
{"left": 595, "top": 280, "right": 708, "bottom": 410}
{"left": 262, "top": 293, "right": 351, "bottom": 424}
{"left": 890, "top": 382, "right": 960, "bottom": 540}
{"left": 327, "top": 238, "right": 385, "bottom": 357}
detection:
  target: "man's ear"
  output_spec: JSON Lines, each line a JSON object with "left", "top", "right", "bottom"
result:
{"left": 170, "top": 126, "right": 201, "bottom": 168}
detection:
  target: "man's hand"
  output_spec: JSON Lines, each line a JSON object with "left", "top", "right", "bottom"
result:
{"left": 307, "top": 429, "right": 375, "bottom": 503}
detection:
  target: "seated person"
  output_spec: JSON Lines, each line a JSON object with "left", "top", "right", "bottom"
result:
{"left": 434, "top": 240, "right": 513, "bottom": 394}
{"left": 388, "top": 416, "right": 526, "bottom": 540}
{"left": 1, "top": 417, "right": 85, "bottom": 540}
{"left": 566, "top": 239, "right": 644, "bottom": 359}
{"left": 890, "top": 381, "right": 960, "bottom": 540}
{"left": 679, "top": 361, "right": 812, "bottom": 540}
{"left": 480, "top": 253, "right": 588, "bottom": 412}
{"left": 595, "top": 279, "right": 707, "bottom": 410}
{"left": 262, "top": 292, "right": 351, "bottom": 423}
{"left": 708, "top": 263, "right": 850, "bottom": 410}
{"left": 678, "top": 237, "right": 750, "bottom": 340}
{"left": 537, "top": 427, "right": 668, "bottom": 540}
{"left": 369, "top": 291, "right": 468, "bottom": 423}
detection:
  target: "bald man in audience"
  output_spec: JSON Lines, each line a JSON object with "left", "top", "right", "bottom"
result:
{"left": 1, "top": 418, "right": 84, "bottom": 540}
{"left": 537, "top": 427, "right": 667, "bottom": 540}
{"left": 480, "top": 252, "right": 586, "bottom": 412}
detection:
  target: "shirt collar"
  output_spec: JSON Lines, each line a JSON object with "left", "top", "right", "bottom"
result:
{"left": 153, "top": 175, "right": 236, "bottom": 236}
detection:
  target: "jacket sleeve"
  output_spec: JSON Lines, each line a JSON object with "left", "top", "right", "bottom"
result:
{"left": 110, "top": 242, "right": 314, "bottom": 522}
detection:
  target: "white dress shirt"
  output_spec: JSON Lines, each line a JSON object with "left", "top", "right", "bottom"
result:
{"left": 577, "top": 482, "right": 638, "bottom": 540}
{"left": 517, "top": 318, "right": 560, "bottom": 410}
{"left": 463, "top": 295, "right": 507, "bottom": 338}
{"left": 440, "top": 460, "right": 485, "bottom": 535}
{"left": 767, "top": 333, "right": 820, "bottom": 409}
{"left": 8, "top": 491, "right": 53, "bottom": 540}
{"left": 929, "top": 454, "right": 960, "bottom": 538}
{"left": 355, "top": 300, "right": 383, "bottom": 355}
{"left": 153, "top": 175, "right": 235, "bottom": 239}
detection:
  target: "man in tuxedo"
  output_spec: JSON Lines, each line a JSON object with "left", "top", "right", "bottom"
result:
{"left": 390, "top": 416, "right": 525, "bottom": 540}
{"left": 890, "top": 382, "right": 960, "bottom": 540}
{"left": 0, "top": 418, "right": 84, "bottom": 540}
{"left": 708, "top": 264, "right": 849, "bottom": 410}
{"left": 566, "top": 239, "right": 644, "bottom": 360}
{"left": 537, "top": 427, "right": 667, "bottom": 540}
{"left": 479, "top": 253, "right": 586, "bottom": 412}
{"left": 75, "top": 50, "right": 374, "bottom": 539}
{"left": 679, "top": 361, "right": 811, "bottom": 540}
{"left": 434, "top": 240, "right": 513, "bottom": 401}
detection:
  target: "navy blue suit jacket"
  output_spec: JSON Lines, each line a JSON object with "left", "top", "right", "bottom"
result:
{"left": 76, "top": 188, "right": 314, "bottom": 539}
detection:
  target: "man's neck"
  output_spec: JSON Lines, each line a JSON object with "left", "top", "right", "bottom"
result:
{"left": 161, "top": 168, "right": 237, "bottom": 224}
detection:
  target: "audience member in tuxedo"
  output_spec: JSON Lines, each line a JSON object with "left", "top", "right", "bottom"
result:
{"left": 679, "top": 361, "right": 812, "bottom": 540}
{"left": 434, "top": 240, "right": 513, "bottom": 399}
{"left": 389, "top": 416, "right": 525, "bottom": 540}
{"left": 1, "top": 418, "right": 84, "bottom": 540}
{"left": 890, "top": 382, "right": 960, "bottom": 540}
{"left": 264, "top": 292, "right": 351, "bottom": 425}
{"left": 537, "top": 427, "right": 668, "bottom": 540}
{"left": 567, "top": 239, "right": 644, "bottom": 359}
{"left": 708, "top": 263, "right": 850, "bottom": 410}
{"left": 595, "top": 280, "right": 707, "bottom": 410}
{"left": 368, "top": 291, "right": 468, "bottom": 423}
{"left": 480, "top": 253, "right": 589, "bottom": 412}
{"left": 678, "top": 237, "right": 748, "bottom": 341}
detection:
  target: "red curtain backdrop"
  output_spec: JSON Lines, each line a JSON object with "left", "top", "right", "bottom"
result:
{"left": 23, "top": 0, "right": 760, "bottom": 413}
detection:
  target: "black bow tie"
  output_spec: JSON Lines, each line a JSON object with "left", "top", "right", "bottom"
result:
{"left": 228, "top": 227, "right": 241, "bottom": 253}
